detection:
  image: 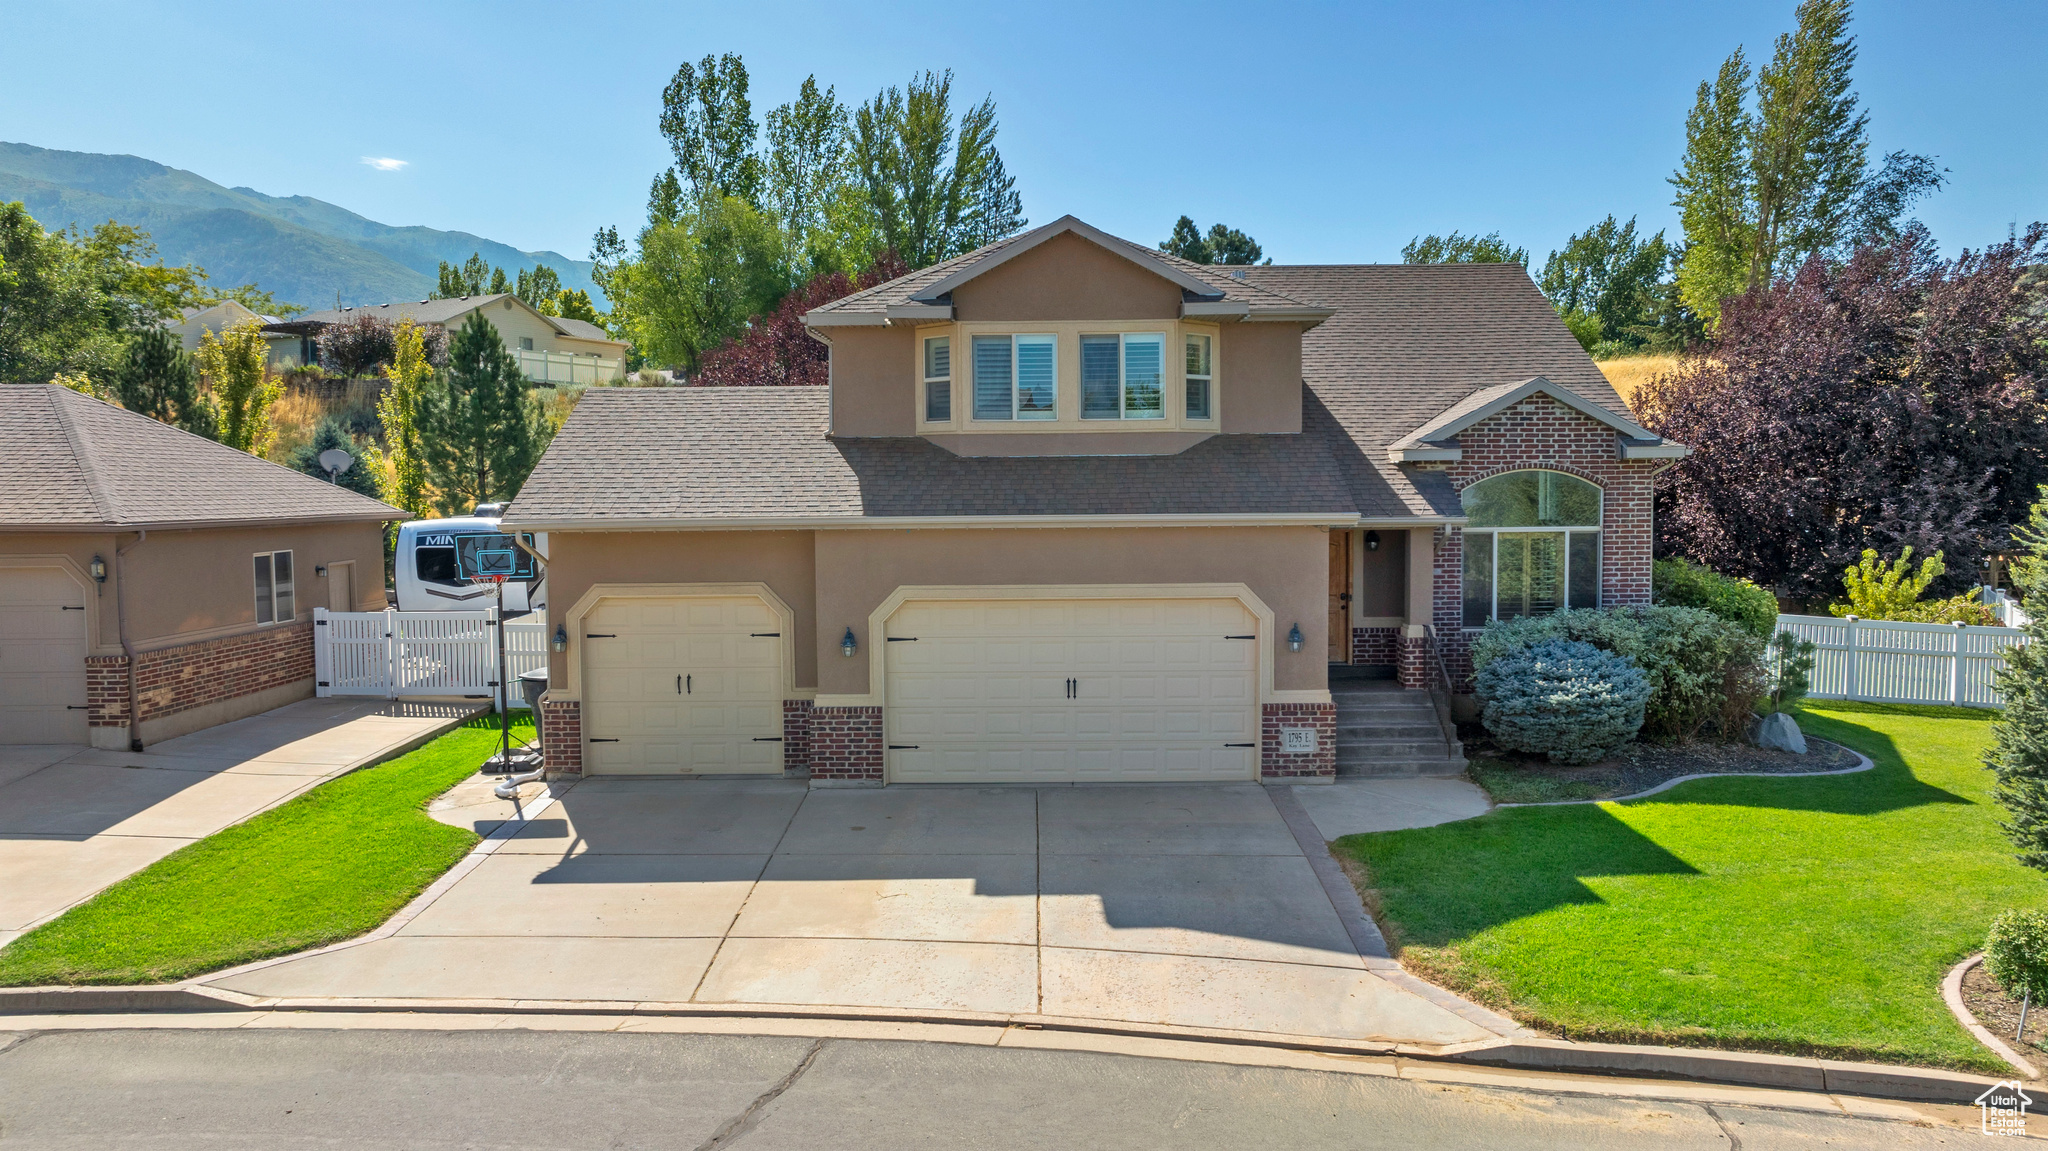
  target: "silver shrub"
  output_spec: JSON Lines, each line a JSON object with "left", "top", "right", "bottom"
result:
{"left": 1477, "top": 638, "right": 1651, "bottom": 765}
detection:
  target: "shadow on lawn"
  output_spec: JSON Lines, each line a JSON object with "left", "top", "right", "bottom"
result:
{"left": 1648, "top": 718, "right": 1971, "bottom": 816}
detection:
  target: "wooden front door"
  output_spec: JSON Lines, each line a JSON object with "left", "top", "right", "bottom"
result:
{"left": 1328, "top": 531, "right": 1352, "bottom": 662}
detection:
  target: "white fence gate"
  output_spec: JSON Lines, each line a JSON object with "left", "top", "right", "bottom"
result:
{"left": 314, "top": 608, "right": 548, "bottom": 706}
{"left": 1774, "top": 614, "right": 2024, "bottom": 709}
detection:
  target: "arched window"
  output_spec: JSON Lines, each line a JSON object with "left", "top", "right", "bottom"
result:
{"left": 1460, "top": 471, "right": 1602, "bottom": 626}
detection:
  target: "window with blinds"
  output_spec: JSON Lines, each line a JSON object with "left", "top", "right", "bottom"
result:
{"left": 923, "top": 336, "right": 951, "bottom": 421}
{"left": 1185, "top": 333, "right": 1213, "bottom": 420}
{"left": 1080, "top": 333, "right": 1166, "bottom": 420}
{"left": 972, "top": 334, "right": 1056, "bottom": 420}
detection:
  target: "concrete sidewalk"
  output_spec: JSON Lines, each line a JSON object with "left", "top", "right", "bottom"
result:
{"left": 202, "top": 780, "right": 1507, "bottom": 1048}
{"left": 0, "top": 698, "right": 482, "bottom": 948}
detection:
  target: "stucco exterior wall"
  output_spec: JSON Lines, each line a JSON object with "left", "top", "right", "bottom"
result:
{"left": 811, "top": 526, "right": 1329, "bottom": 695}
{"left": 1217, "top": 321, "right": 1304, "bottom": 434}
{"left": 825, "top": 325, "right": 917, "bottom": 437}
{"left": 0, "top": 521, "right": 383, "bottom": 653}
{"left": 950, "top": 232, "right": 1182, "bottom": 323}
{"left": 542, "top": 530, "right": 820, "bottom": 693}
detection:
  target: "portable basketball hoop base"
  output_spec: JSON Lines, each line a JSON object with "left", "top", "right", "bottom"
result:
{"left": 477, "top": 571, "right": 543, "bottom": 775}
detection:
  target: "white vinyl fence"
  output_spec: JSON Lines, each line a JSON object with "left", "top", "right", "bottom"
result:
{"left": 1774, "top": 614, "right": 2024, "bottom": 709}
{"left": 513, "top": 349, "right": 622, "bottom": 385}
{"left": 314, "top": 608, "right": 548, "bottom": 707}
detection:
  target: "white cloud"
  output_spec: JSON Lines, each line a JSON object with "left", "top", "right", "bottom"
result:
{"left": 360, "top": 156, "right": 408, "bottom": 172}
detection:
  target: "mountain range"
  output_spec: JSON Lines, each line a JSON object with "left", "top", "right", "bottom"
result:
{"left": 0, "top": 141, "right": 601, "bottom": 311}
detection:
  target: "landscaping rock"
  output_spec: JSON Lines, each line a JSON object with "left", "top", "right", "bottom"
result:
{"left": 1755, "top": 711, "right": 1807, "bottom": 754}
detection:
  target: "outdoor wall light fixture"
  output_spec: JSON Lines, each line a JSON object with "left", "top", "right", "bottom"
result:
{"left": 89, "top": 555, "right": 106, "bottom": 583}
{"left": 314, "top": 565, "right": 328, "bottom": 577}
{"left": 1364, "top": 530, "right": 1381, "bottom": 552}
{"left": 1287, "top": 624, "right": 1305, "bottom": 653}
{"left": 551, "top": 625, "right": 568, "bottom": 653}
{"left": 841, "top": 627, "right": 859, "bottom": 658}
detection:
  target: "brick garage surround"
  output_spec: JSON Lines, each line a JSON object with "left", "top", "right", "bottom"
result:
{"left": 1261, "top": 702, "right": 1336, "bottom": 780}
{"left": 86, "top": 622, "right": 314, "bottom": 729}
{"left": 539, "top": 694, "right": 582, "bottom": 774}
{"left": 1350, "top": 625, "right": 1398, "bottom": 667}
{"left": 1426, "top": 394, "right": 1671, "bottom": 691}
{"left": 809, "top": 705, "right": 884, "bottom": 783}
{"left": 782, "top": 698, "right": 814, "bottom": 776}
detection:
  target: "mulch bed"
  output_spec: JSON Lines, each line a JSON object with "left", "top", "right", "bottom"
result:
{"left": 1963, "top": 962, "right": 2048, "bottom": 1058}
{"left": 1463, "top": 724, "right": 1859, "bottom": 803}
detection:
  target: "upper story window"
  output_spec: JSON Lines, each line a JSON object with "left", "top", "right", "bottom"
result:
{"left": 254, "top": 549, "right": 295, "bottom": 625}
{"left": 1185, "top": 334, "right": 1213, "bottom": 421}
{"left": 1081, "top": 333, "right": 1165, "bottom": 420}
{"left": 1460, "top": 471, "right": 1601, "bottom": 627}
{"left": 923, "top": 336, "right": 951, "bottom": 421}
{"left": 973, "top": 334, "right": 1056, "bottom": 421}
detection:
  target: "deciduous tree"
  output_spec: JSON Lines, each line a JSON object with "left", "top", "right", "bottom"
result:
{"left": 377, "top": 319, "right": 433, "bottom": 519}
{"left": 1401, "top": 231, "right": 1527, "bottom": 265}
{"left": 195, "top": 319, "right": 283, "bottom": 455}
{"left": 694, "top": 252, "right": 909, "bottom": 387}
{"left": 1538, "top": 215, "right": 1673, "bottom": 353}
{"left": 661, "top": 53, "right": 764, "bottom": 205}
{"left": 848, "top": 70, "right": 1025, "bottom": 268}
{"left": 1638, "top": 225, "right": 2048, "bottom": 605}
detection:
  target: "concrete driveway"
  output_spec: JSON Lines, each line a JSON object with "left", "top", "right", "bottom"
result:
{"left": 0, "top": 699, "right": 481, "bottom": 948}
{"left": 206, "top": 779, "right": 1501, "bottom": 1047}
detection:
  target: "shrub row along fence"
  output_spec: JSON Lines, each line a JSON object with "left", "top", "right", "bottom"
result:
{"left": 314, "top": 608, "right": 547, "bottom": 705}
{"left": 1774, "top": 614, "right": 2024, "bottom": 709}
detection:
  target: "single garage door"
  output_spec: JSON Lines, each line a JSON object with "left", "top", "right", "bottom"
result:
{"left": 581, "top": 596, "right": 785, "bottom": 775}
{"left": 0, "top": 567, "right": 90, "bottom": 745}
{"left": 885, "top": 598, "right": 1258, "bottom": 783}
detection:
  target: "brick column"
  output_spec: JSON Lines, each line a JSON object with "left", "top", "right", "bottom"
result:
{"left": 782, "top": 699, "right": 814, "bottom": 776}
{"left": 1261, "top": 702, "right": 1336, "bottom": 781}
{"left": 539, "top": 694, "right": 582, "bottom": 774}
{"left": 1397, "top": 627, "right": 1430, "bottom": 690}
{"left": 86, "top": 654, "right": 130, "bottom": 729}
{"left": 809, "top": 705, "right": 883, "bottom": 784}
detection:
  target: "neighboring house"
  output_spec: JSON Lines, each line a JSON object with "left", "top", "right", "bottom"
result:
{"left": 0, "top": 385, "right": 401, "bottom": 749}
{"left": 263, "top": 294, "right": 629, "bottom": 383}
{"left": 503, "top": 216, "right": 1685, "bottom": 786}
{"left": 168, "top": 300, "right": 302, "bottom": 370}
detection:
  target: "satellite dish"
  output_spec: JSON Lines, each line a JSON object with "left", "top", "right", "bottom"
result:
{"left": 318, "top": 448, "right": 354, "bottom": 482}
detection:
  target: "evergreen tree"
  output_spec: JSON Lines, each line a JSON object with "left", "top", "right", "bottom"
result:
{"left": 1159, "top": 217, "right": 1268, "bottom": 265}
{"left": 115, "top": 326, "right": 215, "bottom": 439}
{"left": 1161, "top": 216, "right": 1207, "bottom": 263}
{"left": 1989, "top": 488, "right": 2048, "bottom": 872}
{"left": 289, "top": 417, "right": 382, "bottom": 497}
{"left": 417, "top": 313, "right": 547, "bottom": 514}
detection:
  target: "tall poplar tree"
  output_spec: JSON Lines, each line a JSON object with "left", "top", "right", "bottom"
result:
{"left": 417, "top": 313, "right": 547, "bottom": 515}
{"left": 376, "top": 319, "right": 433, "bottom": 519}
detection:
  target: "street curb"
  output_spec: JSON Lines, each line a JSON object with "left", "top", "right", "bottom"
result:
{"left": 1496, "top": 739, "right": 1873, "bottom": 808}
{"left": 1942, "top": 951, "right": 2042, "bottom": 1079}
{"left": 0, "top": 985, "right": 2012, "bottom": 1104}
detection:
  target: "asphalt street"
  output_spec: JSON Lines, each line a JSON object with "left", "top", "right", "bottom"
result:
{"left": 0, "top": 1026, "right": 1991, "bottom": 1149}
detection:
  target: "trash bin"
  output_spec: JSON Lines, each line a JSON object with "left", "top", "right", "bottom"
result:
{"left": 519, "top": 668, "right": 549, "bottom": 712}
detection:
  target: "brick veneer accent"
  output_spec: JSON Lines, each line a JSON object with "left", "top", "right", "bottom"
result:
{"left": 88, "top": 622, "right": 315, "bottom": 731}
{"left": 782, "top": 698, "right": 814, "bottom": 774}
{"left": 809, "top": 705, "right": 884, "bottom": 783}
{"left": 86, "top": 655, "right": 130, "bottom": 727}
{"left": 1350, "top": 626, "right": 1398, "bottom": 666}
{"left": 1423, "top": 394, "right": 1673, "bottom": 692}
{"left": 1261, "top": 702, "right": 1336, "bottom": 780}
{"left": 539, "top": 694, "right": 582, "bottom": 774}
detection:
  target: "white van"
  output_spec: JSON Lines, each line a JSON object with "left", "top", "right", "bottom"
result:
{"left": 394, "top": 505, "right": 546, "bottom": 614}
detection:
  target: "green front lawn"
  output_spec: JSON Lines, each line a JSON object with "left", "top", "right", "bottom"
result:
{"left": 1337, "top": 702, "right": 2039, "bottom": 1071}
{"left": 0, "top": 714, "right": 532, "bottom": 986}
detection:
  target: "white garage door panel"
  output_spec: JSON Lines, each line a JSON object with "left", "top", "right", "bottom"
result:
{"left": 0, "top": 568, "right": 91, "bottom": 745}
{"left": 886, "top": 598, "right": 1257, "bottom": 784}
{"left": 582, "top": 596, "right": 784, "bottom": 775}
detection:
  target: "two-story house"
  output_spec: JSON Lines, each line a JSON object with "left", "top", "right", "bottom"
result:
{"left": 503, "top": 217, "right": 1684, "bottom": 785}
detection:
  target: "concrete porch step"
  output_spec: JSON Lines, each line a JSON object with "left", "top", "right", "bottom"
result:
{"left": 1335, "top": 723, "right": 1445, "bottom": 740}
{"left": 1339, "top": 741, "right": 1458, "bottom": 761}
{"left": 1335, "top": 757, "right": 1470, "bottom": 779}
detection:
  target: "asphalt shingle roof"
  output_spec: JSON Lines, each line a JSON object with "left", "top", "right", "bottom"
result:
{"left": 0, "top": 385, "right": 404, "bottom": 530}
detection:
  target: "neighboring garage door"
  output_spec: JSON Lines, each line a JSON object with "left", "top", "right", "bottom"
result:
{"left": 581, "top": 596, "right": 785, "bottom": 775}
{"left": 0, "top": 567, "right": 90, "bottom": 745}
{"left": 885, "top": 598, "right": 1258, "bottom": 783}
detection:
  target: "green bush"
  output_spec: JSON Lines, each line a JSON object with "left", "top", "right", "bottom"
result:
{"left": 1986, "top": 909, "right": 2048, "bottom": 1004}
{"left": 1475, "top": 639, "right": 1650, "bottom": 765}
{"left": 1654, "top": 558, "right": 1779, "bottom": 639}
{"left": 1472, "top": 606, "right": 1765, "bottom": 742}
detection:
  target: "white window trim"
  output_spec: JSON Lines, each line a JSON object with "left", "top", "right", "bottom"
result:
{"left": 969, "top": 333, "right": 1058, "bottom": 423}
{"left": 1460, "top": 470, "right": 1603, "bottom": 628}
{"left": 254, "top": 549, "right": 295, "bottom": 626}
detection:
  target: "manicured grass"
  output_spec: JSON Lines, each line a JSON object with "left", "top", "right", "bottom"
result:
{"left": 1467, "top": 757, "right": 1610, "bottom": 804}
{"left": 0, "top": 714, "right": 532, "bottom": 986}
{"left": 1336, "top": 702, "right": 2039, "bottom": 1071}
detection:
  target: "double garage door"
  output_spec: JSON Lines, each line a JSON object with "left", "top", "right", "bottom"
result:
{"left": 578, "top": 593, "right": 1259, "bottom": 783}
{"left": 885, "top": 598, "right": 1259, "bottom": 783}
{"left": 0, "top": 567, "right": 91, "bottom": 745}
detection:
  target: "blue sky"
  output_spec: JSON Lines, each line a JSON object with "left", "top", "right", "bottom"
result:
{"left": 4, "top": 0, "right": 2041, "bottom": 266}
